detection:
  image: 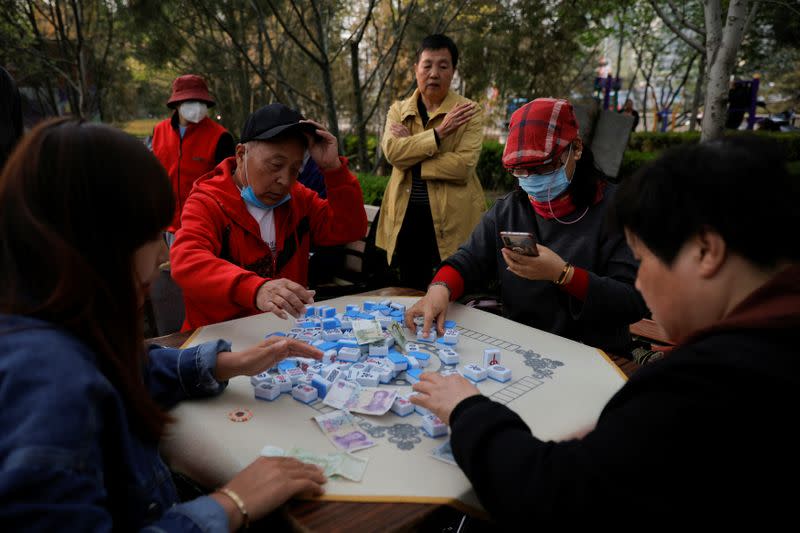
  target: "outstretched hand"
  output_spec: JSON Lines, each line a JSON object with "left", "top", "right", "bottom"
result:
{"left": 214, "top": 337, "right": 323, "bottom": 381}
{"left": 404, "top": 285, "right": 450, "bottom": 338}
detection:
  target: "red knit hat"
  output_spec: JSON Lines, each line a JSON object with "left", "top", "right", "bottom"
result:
{"left": 166, "top": 74, "right": 215, "bottom": 108}
{"left": 502, "top": 98, "right": 579, "bottom": 169}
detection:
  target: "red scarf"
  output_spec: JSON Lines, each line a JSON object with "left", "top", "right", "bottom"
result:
{"left": 529, "top": 182, "right": 606, "bottom": 219}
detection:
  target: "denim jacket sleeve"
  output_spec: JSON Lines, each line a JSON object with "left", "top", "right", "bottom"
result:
{"left": 145, "top": 497, "right": 229, "bottom": 532}
{"left": 144, "top": 339, "right": 231, "bottom": 410}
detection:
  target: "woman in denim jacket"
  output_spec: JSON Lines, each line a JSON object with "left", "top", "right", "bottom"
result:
{"left": 0, "top": 119, "right": 326, "bottom": 531}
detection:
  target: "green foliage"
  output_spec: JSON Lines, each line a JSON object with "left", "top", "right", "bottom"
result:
{"left": 343, "top": 135, "right": 378, "bottom": 163}
{"left": 618, "top": 150, "right": 659, "bottom": 179}
{"left": 629, "top": 131, "right": 800, "bottom": 161}
{"left": 357, "top": 173, "right": 390, "bottom": 206}
{"left": 476, "top": 140, "right": 515, "bottom": 191}
{"left": 627, "top": 132, "right": 702, "bottom": 152}
{"left": 623, "top": 132, "right": 800, "bottom": 179}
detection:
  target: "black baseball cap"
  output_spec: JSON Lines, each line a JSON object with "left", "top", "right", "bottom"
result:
{"left": 239, "top": 103, "right": 316, "bottom": 143}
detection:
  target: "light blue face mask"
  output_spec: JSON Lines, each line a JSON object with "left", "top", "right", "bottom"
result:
{"left": 514, "top": 146, "right": 573, "bottom": 202}
{"left": 239, "top": 149, "right": 291, "bottom": 210}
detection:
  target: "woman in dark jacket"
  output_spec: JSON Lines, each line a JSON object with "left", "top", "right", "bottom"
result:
{"left": 407, "top": 98, "right": 647, "bottom": 353}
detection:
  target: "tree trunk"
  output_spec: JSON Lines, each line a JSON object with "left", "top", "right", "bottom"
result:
{"left": 350, "top": 41, "right": 368, "bottom": 171}
{"left": 614, "top": 2, "right": 627, "bottom": 109}
{"left": 700, "top": 0, "right": 752, "bottom": 141}
{"left": 690, "top": 58, "right": 705, "bottom": 132}
{"left": 311, "top": 5, "right": 340, "bottom": 150}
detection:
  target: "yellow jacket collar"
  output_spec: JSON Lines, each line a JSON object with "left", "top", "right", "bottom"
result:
{"left": 400, "top": 88, "right": 461, "bottom": 122}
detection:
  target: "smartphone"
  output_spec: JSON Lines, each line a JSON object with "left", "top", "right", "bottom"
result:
{"left": 500, "top": 231, "right": 539, "bottom": 256}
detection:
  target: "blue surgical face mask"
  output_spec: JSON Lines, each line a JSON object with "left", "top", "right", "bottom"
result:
{"left": 239, "top": 148, "right": 291, "bottom": 210}
{"left": 514, "top": 146, "right": 573, "bottom": 202}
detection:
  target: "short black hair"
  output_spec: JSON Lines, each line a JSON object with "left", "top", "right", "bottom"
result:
{"left": 611, "top": 136, "right": 800, "bottom": 268}
{"left": 416, "top": 34, "right": 459, "bottom": 69}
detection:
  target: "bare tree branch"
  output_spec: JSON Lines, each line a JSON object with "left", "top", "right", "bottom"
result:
{"left": 264, "top": 0, "right": 324, "bottom": 66}
{"left": 649, "top": 0, "right": 705, "bottom": 53}
{"left": 288, "top": 0, "right": 324, "bottom": 55}
{"left": 195, "top": 0, "right": 283, "bottom": 102}
{"left": 665, "top": 0, "right": 705, "bottom": 35}
{"left": 742, "top": 1, "right": 760, "bottom": 37}
{"left": 363, "top": 0, "right": 416, "bottom": 124}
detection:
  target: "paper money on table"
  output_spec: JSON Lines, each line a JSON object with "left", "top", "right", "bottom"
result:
{"left": 335, "top": 451, "right": 369, "bottom": 481}
{"left": 430, "top": 439, "right": 457, "bottom": 466}
{"left": 348, "top": 386, "right": 397, "bottom": 416}
{"left": 388, "top": 321, "right": 408, "bottom": 352}
{"left": 322, "top": 378, "right": 360, "bottom": 410}
{"left": 352, "top": 318, "right": 385, "bottom": 345}
{"left": 260, "top": 446, "right": 369, "bottom": 481}
{"left": 288, "top": 447, "right": 342, "bottom": 477}
{"left": 314, "top": 410, "right": 376, "bottom": 452}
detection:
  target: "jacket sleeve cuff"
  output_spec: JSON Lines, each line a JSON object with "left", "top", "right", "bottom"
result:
{"left": 432, "top": 265, "right": 465, "bottom": 301}
{"left": 320, "top": 156, "right": 355, "bottom": 185}
{"left": 559, "top": 266, "right": 590, "bottom": 301}
{"left": 238, "top": 275, "right": 269, "bottom": 311}
{"left": 449, "top": 394, "right": 490, "bottom": 426}
{"left": 163, "top": 495, "right": 229, "bottom": 532}
{"left": 176, "top": 339, "right": 232, "bottom": 397}
{"left": 420, "top": 128, "right": 439, "bottom": 157}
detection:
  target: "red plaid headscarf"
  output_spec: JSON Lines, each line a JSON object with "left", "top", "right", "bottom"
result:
{"left": 502, "top": 98, "right": 579, "bottom": 170}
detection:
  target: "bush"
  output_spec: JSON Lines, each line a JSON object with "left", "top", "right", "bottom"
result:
{"left": 343, "top": 134, "right": 378, "bottom": 163}
{"left": 619, "top": 150, "right": 659, "bottom": 179}
{"left": 357, "top": 173, "right": 390, "bottom": 206}
{"left": 477, "top": 140, "right": 515, "bottom": 191}
{"left": 629, "top": 131, "right": 800, "bottom": 161}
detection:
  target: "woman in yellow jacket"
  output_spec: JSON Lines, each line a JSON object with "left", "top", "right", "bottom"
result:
{"left": 376, "top": 34, "right": 486, "bottom": 290}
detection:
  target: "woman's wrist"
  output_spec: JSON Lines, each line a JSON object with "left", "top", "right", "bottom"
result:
{"left": 428, "top": 281, "right": 451, "bottom": 300}
{"left": 553, "top": 262, "right": 573, "bottom": 285}
{"left": 213, "top": 352, "right": 238, "bottom": 382}
{"left": 210, "top": 490, "right": 245, "bottom": 531}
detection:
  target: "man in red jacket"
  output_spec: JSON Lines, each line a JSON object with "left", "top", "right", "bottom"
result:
{"left": 171, "top": 104, "right": 368, "bottom": 330}
{"left": 151, "top": 74, "right": 234, "bottom": 244}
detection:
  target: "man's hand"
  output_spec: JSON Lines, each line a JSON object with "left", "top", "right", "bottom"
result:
{"left": 501, "top": 245, "right": 567, "bottom": 282}
{"left": 390, "top": 123, "right": 411, "bottom": 138}
{"left": 215, "top": 337, "right": 323, "bottom": 381}
{"left": 301, "top": 119, "right": 341, "bottom": 170}
{"left": 211, "top": 457, "right": 326, "bottom": 531}
{"left": 434, "top": 102, "right": 478, "bottom": 140}
{"left": 256, "top": 278, "right": 315, "bottom": 319}
{"left": 404, "top": 284, "right": 450, "bottom": 338}
{"left": 410, "top": 372, "right": 481, "bottom": 424}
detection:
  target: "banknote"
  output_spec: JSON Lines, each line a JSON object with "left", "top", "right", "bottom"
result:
{"left": 352, "top": 318, "right": 384, "bottom": 345}
{"left": 388, "top": 321, "right": 408, "bottom": 352}
{"left": 335, "top": 451, "right": 369, "bottom": 481}
{"left": 322, "top": 378, "right": 360, "bottom": 410}
{"left": 348, "top": 386, "right": 397, "bottom": 416}
{"left": 287, "top": 447, "right": 342, "bottom": 477}
{"left": 261, "top": 446, "right": 369, "bottom": 481}
{"left": 314, "top": 410, "right": 376, "bottom": 452}
{"left": 430, "top": 439, "right": 457, "bottom": 466}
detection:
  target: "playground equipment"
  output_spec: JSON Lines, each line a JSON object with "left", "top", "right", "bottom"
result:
{"left": 593, "top": 74, "right": 622, "bottom": 111}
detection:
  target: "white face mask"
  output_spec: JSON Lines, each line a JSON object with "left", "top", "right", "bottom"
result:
{"left": 178, "top": 102, "right": 208, "bottom": 124}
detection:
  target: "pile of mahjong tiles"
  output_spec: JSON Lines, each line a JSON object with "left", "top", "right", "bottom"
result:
{"left": 249, "top": 299, "right": 513, "bottom": 439}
